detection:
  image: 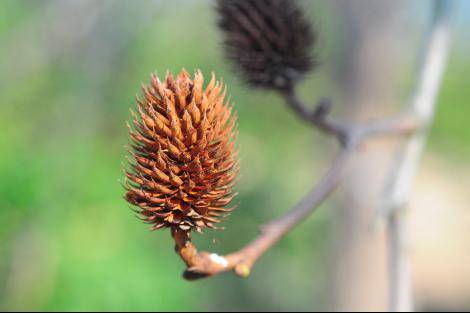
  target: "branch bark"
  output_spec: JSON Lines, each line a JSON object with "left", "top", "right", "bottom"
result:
{"left": 280, "top": 87, "right": 419, "bottom": 147}
{"left": 172, "top": 1, "right": 453, "bottom": 288}
{"left": 173, "top": 98, "right": 420, "bottom": 280}
{"left": 383, "top": 1, "right": 454, "bottom": 311}
{"left": 174, "top": 148, "right": 352, "bottom": 280}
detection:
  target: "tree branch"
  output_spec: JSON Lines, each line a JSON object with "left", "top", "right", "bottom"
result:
{"left": 173, "top": 93, "right": 422, "bottom": 280}
{"left": 172, "top": 0, "right": 452, "bottom": 283}
{"left": 280, "top": 87, "right": 420, "bottom": 146}
{"left": 382, "top": 1, "right": 454, "bottom": 311}
{"left": 174, "top": 147, "right": 353, "bottom": 280}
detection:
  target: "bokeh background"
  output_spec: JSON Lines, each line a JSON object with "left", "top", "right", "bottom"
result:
{"left": 0, "top": 0, "right": 469, "bottom": 311}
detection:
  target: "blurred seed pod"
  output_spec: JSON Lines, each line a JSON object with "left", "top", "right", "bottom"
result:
{"left": 125, "top": 69, "right": 239, "bottom": 233}
{"left": 217, "top": 0, "right": 316, "bottom": 90}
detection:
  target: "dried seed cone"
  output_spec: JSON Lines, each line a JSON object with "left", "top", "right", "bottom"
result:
{"left": 217, "top": 0, "right": 316, "bottom": 90}
{"left": 125, "top": 70, "right": 239, "bottom": 233}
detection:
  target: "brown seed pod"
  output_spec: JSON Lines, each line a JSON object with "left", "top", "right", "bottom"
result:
{"left": 216, "top": 0, "right": 316, "bottom": 90}
{"left": 125, "top": 70, "right": 239, "bottom": 233}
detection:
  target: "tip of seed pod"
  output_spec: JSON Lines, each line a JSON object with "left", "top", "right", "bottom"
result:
{"left": 235, "top": 264, "right": 251, "bottom": 278}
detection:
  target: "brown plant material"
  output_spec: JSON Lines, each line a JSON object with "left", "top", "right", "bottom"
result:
{"left": 217, "top": 0, "right": 316, "bottom": 90}
{"left": 124, "top": 69, "right": 239, "bottom": 233}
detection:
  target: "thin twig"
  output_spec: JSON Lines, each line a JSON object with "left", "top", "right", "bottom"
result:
{"left": 173, "top": 94, "right": 421, "bottom": 280}
{"left": 174, "top": 147, "right": 353, "bottom": 280}
{"left": 383, "top": 1, "right": 454, "bottom": 311}
{"left": 280, "top": 87, "right": 420, "bottom": 146}
{"left": 279, "top": 89, "right": 348, "bottom": 142}
{"left": 172, "top": 1, "right": 452, "bottom": 282}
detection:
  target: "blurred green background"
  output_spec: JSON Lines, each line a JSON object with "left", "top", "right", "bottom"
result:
{"left": 0, "top": 0, "right": 469, "bottom": 311}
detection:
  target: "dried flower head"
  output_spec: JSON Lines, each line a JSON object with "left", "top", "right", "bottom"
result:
{"left": 125, "top": 70, "right": 239, "bottom": 233}
{"left": 217, "top": 0, "right": 316, "bottom": 90}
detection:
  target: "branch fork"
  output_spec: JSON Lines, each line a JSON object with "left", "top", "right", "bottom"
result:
{"left": 172, "top": 94, "right": 419, "bottom": 280}
{"left": 172, "top": 2, "right": 452, "bottom": 289}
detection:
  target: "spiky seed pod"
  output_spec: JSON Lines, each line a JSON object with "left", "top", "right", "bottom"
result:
{"left": 125, "top": 70, "right": 239, "bottom": 233}
{"left": 217, "top": 0, "right": 316, "bottom": 90}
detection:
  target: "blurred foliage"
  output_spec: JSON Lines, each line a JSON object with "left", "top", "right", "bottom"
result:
{"left": 0, "top": 0, "right": 468, "bottom": 311}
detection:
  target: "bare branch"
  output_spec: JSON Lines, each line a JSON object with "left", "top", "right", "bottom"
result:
{"left": 279, "top": 88, "right": 349, "bottom": 144}
{"left": 280, "top": 87, "right": 420, "bottom": 146}
{"left": 174, "top": 148, "right": 353, "bottom": 280}
{"left": 172, "top": 91, "right": 423, "bottom": 280}
{"left": 383, "top": 1, "right": 454, "bottom": 311}
{"left": 170, "top": 0, "right": 453, "bottom": 285}
{"left": 384, "top": 0, "right": 454, "bottom": 215}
